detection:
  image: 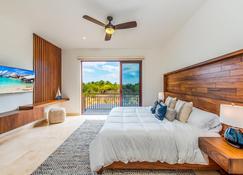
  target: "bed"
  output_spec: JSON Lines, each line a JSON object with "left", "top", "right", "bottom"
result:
{"left": 89, "top": 49, "right": 243, "bottom": 174}
{"left": 90, "top": 107, "right": 221, "bottom": 173}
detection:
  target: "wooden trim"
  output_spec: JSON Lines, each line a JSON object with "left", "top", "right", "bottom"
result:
{"left": 97, "top": 159, "right": 220, "bottom": 174}
{"left": 78, "top": 56, "right": 144, "bottom": 61}
{"left": 139, "top": 61, "right": 142, "bottom": 106}
{"left": 66, "top": 113, "right": 81, "bottom": 116}
{"left": 120, "top": 61, "right": 123, "bottom": 106}
{"left": 81, "top": 61, "right": 84, "bottom": 113}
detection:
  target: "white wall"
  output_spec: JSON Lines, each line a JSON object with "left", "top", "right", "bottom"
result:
{"left": 0, "top": 15, "right": 33, "bottom": 113}
{"left": 62, "top": 0, "right": 243, "bottom": 114}
{"left": 160, "top": 0, "right": 243, "bottom": 73}
{"left": 62, "top": 48, "right": 165, "bottom": 114}
{"left": 2, "top": 0, "right": 240, "bottom": 114}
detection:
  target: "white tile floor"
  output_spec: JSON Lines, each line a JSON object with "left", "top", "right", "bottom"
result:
{"left": 0, "top": 115, "right": 219, "bottom": 175}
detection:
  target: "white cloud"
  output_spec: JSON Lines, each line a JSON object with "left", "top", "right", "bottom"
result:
{"left": 83, "top": 68, "right": 94, "bottom": 73}
{"left": 83, "top": 62, "right": 106, "bottom": 69}
{"left": 83, "top": 62, "right": 119, "bottom": 73}
{"left": 100, "top": 65, "right": 119, "bottom": 73}
{"left": 82, "top": 62, "right": 120, "bottom": 83}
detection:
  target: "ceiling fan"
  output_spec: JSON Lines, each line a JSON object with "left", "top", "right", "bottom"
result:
{"left": 83, "top": 15, "right": 137, "bottom": 41}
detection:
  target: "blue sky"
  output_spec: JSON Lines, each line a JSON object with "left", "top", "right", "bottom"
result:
{"left": 82, "top": 62, "right": 140, "bottom": 84}
{"left": 82, "top": 62, "right": 119, "bottom": 83}
{"left": 122, "top": 64, "right": 139, "bottom": 84}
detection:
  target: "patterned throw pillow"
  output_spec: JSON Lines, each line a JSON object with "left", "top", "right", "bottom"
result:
{"left": 175, "top": 100, "right": 186, "bottom": 115}
{"left": 174, "top": 100, "right": 193, "bottom": 123}
{"left": 155, "top": 103, "right": 167, "bottom": 121}
{"left": 165, "top": 108, "right": 177, "bottom": 121}
{"left": 169, "top": 99, "right": 177, "bottom": 109}
{"left": 151, "top": 100, "right": 159, "bottom": 114}
{"left": 178, "top": 102, "right": 193, "bottom": 123}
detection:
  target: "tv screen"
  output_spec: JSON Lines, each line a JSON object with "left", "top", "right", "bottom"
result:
{"left": 0, "top": 65, "right": 35, "bottom": 94}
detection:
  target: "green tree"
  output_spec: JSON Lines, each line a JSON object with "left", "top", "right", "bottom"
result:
{"left": 82, "top": 80, "right": 120, "bottom": 95}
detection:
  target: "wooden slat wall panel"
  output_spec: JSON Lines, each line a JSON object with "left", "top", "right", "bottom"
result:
{"left": 164, "top": 49, "right": 243, "bottom": 115}
{"left": 33, "top": 34, "right": 61, "bottom": 104}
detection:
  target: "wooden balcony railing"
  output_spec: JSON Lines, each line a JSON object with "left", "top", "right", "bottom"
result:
{"left": 82, "top": 93, "right": 139, "bottom": 113}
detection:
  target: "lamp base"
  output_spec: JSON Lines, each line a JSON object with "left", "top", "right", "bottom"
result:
{"left": 225, "top": 138, "right": 242, "bottom": 149}
{"left": 224, "top": 127, "right": 243, "bottom": 149}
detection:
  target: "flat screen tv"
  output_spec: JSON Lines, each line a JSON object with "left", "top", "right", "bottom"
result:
{"left": 0, "top": 65, "right": 35, "bottom": 94}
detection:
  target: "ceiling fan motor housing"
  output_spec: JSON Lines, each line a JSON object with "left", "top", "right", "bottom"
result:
{"left": 107, "top": 16, "right": 113, "bottom": 22}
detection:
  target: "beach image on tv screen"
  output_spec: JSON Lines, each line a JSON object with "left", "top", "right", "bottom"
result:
{"left": 0, "top": 65, "right": 34, "bottom": 94}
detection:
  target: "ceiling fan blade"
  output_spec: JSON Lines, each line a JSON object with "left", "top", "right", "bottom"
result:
{"left": 83, "top": 15, "right": 105, "bottom": 27}
{"left": 115, "top": 21, "right": 137, "bottom": 29}
{"left": 105, "top": 33, "right": 112, "bottom": 41}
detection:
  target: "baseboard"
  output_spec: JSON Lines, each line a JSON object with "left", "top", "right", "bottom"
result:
{"left": 66, "top": 113, "right": 81, "bottom": 116}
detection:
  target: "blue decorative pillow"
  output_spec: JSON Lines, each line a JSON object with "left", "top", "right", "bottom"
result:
{"left": 151, "top": 100, "right": 159, "bottom": 114}
{"left": 155, "top": 103, "right": 167, "bottom": 121}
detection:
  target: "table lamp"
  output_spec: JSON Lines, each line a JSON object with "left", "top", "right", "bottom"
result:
{"left": 220, "top": 104, "right": 243, "bottom": 148}
{"left": 158, "top": 92, "right": 164, "bottom": 102}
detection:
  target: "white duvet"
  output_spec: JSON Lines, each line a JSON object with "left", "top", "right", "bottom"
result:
{"left": 89, "top": 107, "right": 220, "bottom": 171}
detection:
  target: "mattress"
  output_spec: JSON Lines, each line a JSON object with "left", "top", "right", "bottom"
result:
{"left": 89, "top": 107, "right": 220, "bottom": 171}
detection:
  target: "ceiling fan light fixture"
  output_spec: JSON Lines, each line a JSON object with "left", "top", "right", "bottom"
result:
{"left": 105, "top": 27, "right": 115, "bottom": 35}
{"left": 83, "top": 15, "right": 137, "bottom": 41}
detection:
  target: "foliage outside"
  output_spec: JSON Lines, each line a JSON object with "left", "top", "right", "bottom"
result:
{"left": 82, "top": 80, "right": 140, "bottom": 109}
{"left": 82, "top": 80, "right": 119, "bottom": 95}
{"left": 82, "top": 80, "right": 139, "bottom": 95}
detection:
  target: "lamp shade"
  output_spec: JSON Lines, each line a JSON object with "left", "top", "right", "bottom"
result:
{"left": 158, "top": 92, "right": 164, "bottom": 101}
{"left": 220, "top": 104, "right": 243, "bottom": 128}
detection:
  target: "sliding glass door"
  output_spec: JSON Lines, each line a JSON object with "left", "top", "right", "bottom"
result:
{"left": 81, "top": 61, "right": 142, "bottom": 114}
{"left": 120, "top": 61, "right": 142, "bottom": 106}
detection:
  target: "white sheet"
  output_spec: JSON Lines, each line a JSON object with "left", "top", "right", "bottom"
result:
{"left": 89, "top": 107, "right": 220, "bottom": 171}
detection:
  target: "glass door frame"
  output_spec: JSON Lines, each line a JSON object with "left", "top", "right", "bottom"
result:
{"left": 120, "top": 60, "right": 142, "bottom": 106}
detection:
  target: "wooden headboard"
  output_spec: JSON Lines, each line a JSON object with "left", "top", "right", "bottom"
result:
{"left": 164, "top": 49, "right": 243, "bottom": 115}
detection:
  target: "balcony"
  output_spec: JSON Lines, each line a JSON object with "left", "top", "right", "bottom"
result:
{"left": 82, "top": 93, "right": 139, "bottom": 115}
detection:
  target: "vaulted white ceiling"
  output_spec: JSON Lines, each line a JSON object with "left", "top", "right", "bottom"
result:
{"left": 1, "top": 0, "right": 205, "bottom": 49}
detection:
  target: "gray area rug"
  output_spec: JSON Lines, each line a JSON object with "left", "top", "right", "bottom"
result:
{"left": 32, "top": 120, "right": 195, "bottom": 175}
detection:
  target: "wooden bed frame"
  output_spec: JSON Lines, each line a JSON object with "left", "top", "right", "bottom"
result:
{"left": 96, "top": 49, "right": 243, "bottom": 174}
{"left": 97, "top": 160, "right": 220, "bottom": 174}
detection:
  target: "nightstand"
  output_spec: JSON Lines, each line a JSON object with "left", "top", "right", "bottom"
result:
{"left": 199, "top": 137, "right": 243, "bottom": 174}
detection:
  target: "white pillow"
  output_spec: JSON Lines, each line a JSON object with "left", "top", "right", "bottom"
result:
{"left": 187, "top": 107, "right": 221, "bottom": 131}
{"left": 165, "top": 96, "right": 172, "bottom": 106}
{"left": 165, "top": 96, "right": 177, "bottom": 109}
